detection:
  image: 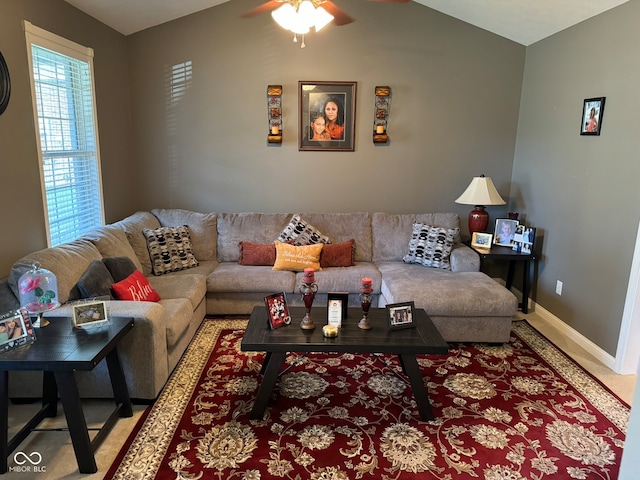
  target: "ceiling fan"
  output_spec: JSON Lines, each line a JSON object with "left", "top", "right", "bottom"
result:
{"left": 243, "top": 0, "right": 410, "bottom": 47}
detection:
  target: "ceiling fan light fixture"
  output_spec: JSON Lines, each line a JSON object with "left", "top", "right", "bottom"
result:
{"left": 314, "top": 6, "right": 334, "bottom": 32}
{"left": 297, "top": 0, "right": 316, "bottom": 26}
{"left": 271, "top": 3, "right": 297, "bottom": 31}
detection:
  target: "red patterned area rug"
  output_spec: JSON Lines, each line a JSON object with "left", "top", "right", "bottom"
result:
{"left": 106, "top": 319, "right": 629, "bottom": 480}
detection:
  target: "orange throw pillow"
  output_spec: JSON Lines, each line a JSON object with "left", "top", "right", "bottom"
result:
{"left": 272, "top": 241, "right": 323, "bottom": 272}
{"left": 238, "top": 242, "right": 277, "bottom": 266}
{"left": 320, "top": 239, "right": 355, "bottom": 267}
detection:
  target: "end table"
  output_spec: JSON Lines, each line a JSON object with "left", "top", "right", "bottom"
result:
{"left": 469, "top": 244, "right": 537, "bottom": 313}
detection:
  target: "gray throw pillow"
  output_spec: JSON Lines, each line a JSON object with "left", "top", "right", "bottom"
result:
{"left": 76, "top": 260, "right": 115, "bottom": 299}
{"left": 102, "top": 256, "right": 137, "bottom": 283}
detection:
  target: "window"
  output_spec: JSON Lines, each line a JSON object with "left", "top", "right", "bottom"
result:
{"left": 24, "top": 21, "right": 104, "bottom": 246}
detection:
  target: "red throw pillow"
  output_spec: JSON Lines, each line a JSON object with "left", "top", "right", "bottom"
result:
{"left": 238, "top": 242, "right": 277, "bottom": 266}
{"left": 320, "top": 239, "right": 355, "bottom": 268}
{"left": 112, "top": 270, "right": 161, "bottom": 302}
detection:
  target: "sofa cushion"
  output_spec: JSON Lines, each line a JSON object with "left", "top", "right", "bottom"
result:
{"left": 372, "top": 213, "right": 462, "bottom": 263}
{"left": 9, "top": 240, "right": 103, "bottom": 304}
{"left": 102, "top": 256, "right": 137, "bottom": 283}
{"left": 276, "top": 214, "right": 331, "bottom": 245}
{"left": 151, "top": 209, "right": 217, "bottom": 262}
{"left": 81, "top": 225, "right": 143, "bottom": 273}
{"left": 148, "top": 273, "right": 206, "bottom": 311}
{"left": 403, "top": 223, "right": 459, "bottom": 270}
{"left": 272, "top": 242, "right": 323, "bottom": 272}
{"left": 238, "top": 242, "right": 276, "bottom": 266}
{"left": 299, "top": 213, "right": 372, "bottom": 262}
{"left": 76, "top": 260, "right": 114, "bottom": 299}
{"left": 207, "top": 263, "right": 296, "bottom": 293}
{"left": 112, "top": 270, "right": 161, "bottom": 302}
{"left": 295, "top": 262, "right": 382, "bottom": 294}
{"left": 320, "top": 239, "right": 355, "bottom": 268}
{"left": 113, "top": 212, "right": 161, "bottom": 276}
{"left": 143, "top": 226, "right": 199, "bottom": 275}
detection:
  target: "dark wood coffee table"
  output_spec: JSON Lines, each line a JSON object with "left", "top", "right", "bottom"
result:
{"left": 0, "top": 316, "right": 134, "bottom": 474}
{"left": 241, "top": 306, "right": 448, "bottom": 421}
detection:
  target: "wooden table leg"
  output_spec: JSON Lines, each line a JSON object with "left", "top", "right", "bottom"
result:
{"left": 106, "top": 348, "right": 133, "bottom": 418}
{"left": 0, "top": 371, "right": 8, "bottom": 474}
{"left": 54, "top": 371, "right": 97, "bottom": 474}
{"left": 250, "top": 351, "right": 285, "bottom": 420}
{"left": 399, "top": 354, "right": 435, "bottom": 421}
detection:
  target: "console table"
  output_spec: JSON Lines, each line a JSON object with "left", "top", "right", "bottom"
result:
{"left": 0, "top": 316, "right": 134, "bottom": 474}
{"left": 469, "top": 244, "right": 537, "bottom": 313}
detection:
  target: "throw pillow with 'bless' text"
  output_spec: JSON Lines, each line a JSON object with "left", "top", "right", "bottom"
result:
{"left": 112, "top": 270, "right": 161, "bottom": 302}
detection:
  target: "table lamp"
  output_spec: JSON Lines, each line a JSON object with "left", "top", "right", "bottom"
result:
{"left": 455, "top": 175, "right": 506, "bottom": 235}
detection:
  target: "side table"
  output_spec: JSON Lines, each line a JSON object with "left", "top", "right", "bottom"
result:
{"left": 0, "top": 316, "right": 134, "bottom": 474}
{"left": 469, "top": 244, "right": 537, "bottom": 314}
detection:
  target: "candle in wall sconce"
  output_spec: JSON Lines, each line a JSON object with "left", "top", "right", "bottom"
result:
{"left": 267, "top": 85, "right": 282, "bottom": 144}
{"left": 376, "top": 125, "right": 384, "bottom": 134}
{"left": 271, "top": 126, "right": 279, "bottom": 135}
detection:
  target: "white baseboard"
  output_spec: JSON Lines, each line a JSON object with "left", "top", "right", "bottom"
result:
{"left": 531, "top": 302, "right": 617, "bottom": 371}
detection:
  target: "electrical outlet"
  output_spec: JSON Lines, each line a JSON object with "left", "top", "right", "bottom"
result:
{"left": 556, "top": 280, "right": 563, "bottom": 295}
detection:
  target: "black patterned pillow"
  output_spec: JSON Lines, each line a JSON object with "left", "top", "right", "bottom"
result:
{"left": 143, "top": 225, "right": 199, "bottom": 275}
{"left": 402, "top": 223, "right": 459, "bottom": 270}
{"left": 276, "top": 214, "right": 331, "bottom": 245}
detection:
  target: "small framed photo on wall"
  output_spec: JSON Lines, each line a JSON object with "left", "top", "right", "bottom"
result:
{"left": 580, "top": 97, "right": 605, "bottom": 136}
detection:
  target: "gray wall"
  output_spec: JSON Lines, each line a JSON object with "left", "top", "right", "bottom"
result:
{"left": 512, "top": 0, "right": 640, "bottom": 356}
{"left": 126, "top": 0, "right": 523, "bottom": 216}
{"left": 0, "top": 0, "right": 136, "bottom": 275}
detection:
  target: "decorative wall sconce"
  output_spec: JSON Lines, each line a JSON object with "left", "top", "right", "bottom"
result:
{"left": 267, "top": 85, "right": 282, "bottom": 144}
{"left": 373, "top": 86, "right": 390, "bottom": 144}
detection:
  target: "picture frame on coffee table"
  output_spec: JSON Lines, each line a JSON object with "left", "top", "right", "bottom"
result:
{"left": 387, "top": 301, "right": 415, "bottom": 330}
{"left": 264, "top": 292, "right": 291, "bottom": 330}
{"left": 299, "top": 81, "right": 356, "bottom": 152}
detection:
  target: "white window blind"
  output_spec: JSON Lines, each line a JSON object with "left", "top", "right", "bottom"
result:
{"left": 24, "top": 22, "right": 104, "bottom": 246}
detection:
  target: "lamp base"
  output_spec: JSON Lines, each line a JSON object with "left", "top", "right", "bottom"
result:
{"left": 469, "top": 206, "right": 489, "bottom": 235}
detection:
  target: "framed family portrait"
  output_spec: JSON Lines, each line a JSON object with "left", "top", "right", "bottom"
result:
{"left": 471, "top": 232, "right": 493, "bottom": 249}
{"left": 0, "top": 308, "right": 36, "bottom": 353}
{"left": 494, "top": 218, "right": 519, "bottom": 246}
{"left": 72, "top": 300, "right": 109, "bottom": 328}
{"left": 299, "top": 81, "right": 356, "bottom": 151}
{"left": 264, "top": 292, "right": 291, "bottom": 330}
{"left": 512, "top": 225, "right": 536, "bottom": 254}
{"left": 387, "top": 301, "right": 415, "bottom": 330}
{"left": 580, "top": 97, "right": 605, "bottom": 136}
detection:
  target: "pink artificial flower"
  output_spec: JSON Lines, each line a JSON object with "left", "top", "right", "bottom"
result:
{"left": 19, "top": 276, "right": 40, "bottom": 295}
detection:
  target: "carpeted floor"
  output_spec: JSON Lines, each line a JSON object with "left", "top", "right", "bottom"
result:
{"left": 106, "top": 318, "right": 629, "bottom": 479}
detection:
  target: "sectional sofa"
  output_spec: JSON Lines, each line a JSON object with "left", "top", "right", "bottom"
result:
{"left": 0, "top": 209, "right": 517, "bottom": 400}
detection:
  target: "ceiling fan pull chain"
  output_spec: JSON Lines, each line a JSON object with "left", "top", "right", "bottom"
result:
{"left": 293, "top": 33, "right": 298, "bottom": 43}
{"left": 301, "top": 34, "right": 306, "bottom": 48}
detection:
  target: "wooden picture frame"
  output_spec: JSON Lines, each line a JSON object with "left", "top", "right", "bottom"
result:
{"left": 387, "top": 301, "right": 415, "bottom": 330}
{"left": 299, "top": 81, "right": 356, "bottom": 151}
{"left": 471, "top": 232, "right": 493, "bottom": 249}
{"left": 494, "top": 218, "right": 519, "bottom": 246}
{"left": 72, "top": 300, "right": 109, "bottom": 328}
{"left": 264, "top": 292, "right": 291, "bottom": 329}
{"left": 0, "top": 308, "right": 36, "bottom": 353}
{"left": 327, "top": 292, "right": 348, "bottom": 327}
{"left": 580, "top": 97, "right": 605, "bottom": 136}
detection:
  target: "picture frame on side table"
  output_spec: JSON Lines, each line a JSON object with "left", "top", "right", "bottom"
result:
{"left": 264, "top": 292, "right": 291, "bottom": 330}
{"left": 299, "top": 81, "right": 356, "bottom": 151}
{"left": 580, "top": 97, "right": 605, "bottom": 136}
{"left": 72, "top": 300, "right": 109, "bottom": 328}
{"left": 513, "top": 225, "right": 536, "bottom": 254}
{"left": 387, "top": 301, "right": 415, "bottom": 330}
{"left": 471, "top": 232, "right": 493, "bottom": 249}
{"left": 0, "top": 308, "right": 36, "bottom": 353}
{"left": 494, "top": 218, "right": 519, "bottom": 246}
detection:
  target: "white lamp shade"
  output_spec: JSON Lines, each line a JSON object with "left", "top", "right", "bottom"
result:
{"left": 272, "top": 3, "right": 297, "bottom": 30}
{"left": 314, "top": 6, "right": 334, "bottom": 31}
{"left": 455, "top": 176, "right": 506, "bottom": 206}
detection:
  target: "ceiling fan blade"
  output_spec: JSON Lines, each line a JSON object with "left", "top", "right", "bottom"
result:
{"left": 242, "top": 0, "right": 283, "bottom": 18}
{"left": 322, "top": 1, "right": 354, "bottom": 26}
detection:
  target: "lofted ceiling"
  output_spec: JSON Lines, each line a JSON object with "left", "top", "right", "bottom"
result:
{"left": 63, "top": 0, "right": 629, "bottom": 45}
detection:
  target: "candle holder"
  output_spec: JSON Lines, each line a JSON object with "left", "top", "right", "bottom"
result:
{"left": 299, "top": 281, "right": 318, "bottom": 330}
{"left": 358, "top": 291, "right": 373, "bottom": 330}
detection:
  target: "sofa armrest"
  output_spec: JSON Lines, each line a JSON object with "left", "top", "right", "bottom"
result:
{"left": 450, "top": 244, "right": 480, "bottom": 272}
